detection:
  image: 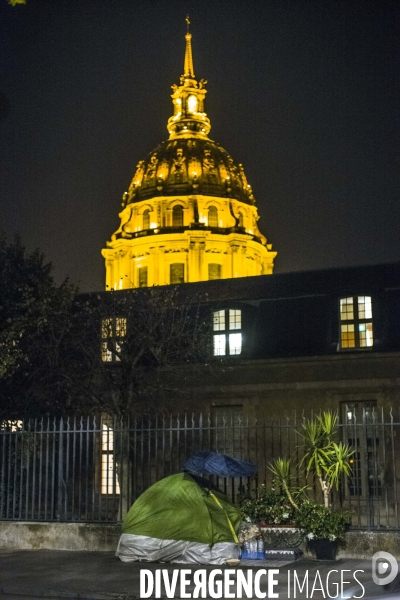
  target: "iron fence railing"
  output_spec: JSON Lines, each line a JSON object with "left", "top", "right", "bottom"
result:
{"left": 1, "top": 408, "right": 400, "bottom": 529}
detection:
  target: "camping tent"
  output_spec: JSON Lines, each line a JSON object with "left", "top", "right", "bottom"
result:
{"left": 115, "top": 472, "right": 241, "bottom": 564}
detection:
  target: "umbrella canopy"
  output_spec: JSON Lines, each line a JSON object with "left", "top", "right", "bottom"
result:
{"left": 183, "top": 451, "right": 257, "bottom": 478}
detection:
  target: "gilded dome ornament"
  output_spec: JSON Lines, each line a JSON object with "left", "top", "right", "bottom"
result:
{"left": 102, "top": 18, "right": 276, "bottom": 290}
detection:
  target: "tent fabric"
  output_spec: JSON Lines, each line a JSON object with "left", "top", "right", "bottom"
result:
{"left": 116, "top": 472, "right": 241, "bottom": 564}
{"left": 116, "top": 534, "right": 239, "bottom": 565}
{"left": 184, "top": 451, "right": 257, "bottom": 477}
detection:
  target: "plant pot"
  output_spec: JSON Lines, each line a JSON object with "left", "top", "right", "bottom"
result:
{"left": 309, "top": 538, "right": 338, "bottom": 560}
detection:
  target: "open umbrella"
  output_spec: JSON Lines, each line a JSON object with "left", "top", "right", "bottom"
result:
{"left": 183, "top": 451, "right": 257, "bottom": 478}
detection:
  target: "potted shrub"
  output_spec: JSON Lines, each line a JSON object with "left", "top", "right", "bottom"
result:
{"left": 296, "top": 500, "right": 351, "bottom": 560}
{"left": 266, "top": 412, "right": 354, "bottom": 559}
{"left": 238, "top": 484, "right": 296, "bottom": 526}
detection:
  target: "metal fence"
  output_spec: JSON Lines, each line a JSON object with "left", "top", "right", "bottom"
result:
{"left": 1, "top": 408, "right": 400, "bottom": 529}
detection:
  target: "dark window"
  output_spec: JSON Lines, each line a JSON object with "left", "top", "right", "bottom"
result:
{"left": 208, "top": 263, "right": 221, "bottom": 280}
{"left": 238, "top": 212, "right": 244, "bottom": 228}
{"left": 170, "top": 263, "right": 184, "bottom": 284}
{"left": 172, "top": 205, "right": 183, "bottom": 226}
{"left": 138, "top": 266, "right": 148, "bottom": 287}
{"left": 341, "top": 401, "right": 381, "bottom": 497}
{"left": 339, "top": 296, "right": 373, "bottom": 349}
{"left": 208, "top": 206, "right": 218, "bottom": 227}
{"left": 213, "top": 309, "right": 242, "bottom": 356}
{"left": 101, "top": 317, "right": 126, "bottom": 362}
{"left": 213, "top": 405, "right": 244, "bottom": 458}
{"left": 142, "top": 209, "right": 150, "bottom": 230}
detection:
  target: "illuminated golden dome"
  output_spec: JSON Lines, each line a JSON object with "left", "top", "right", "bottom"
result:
{"left": 122, "top": 138, "right": 256, "bottom": 210}
{"left": 102, "top": 18, "right": 277, "bottom": 290}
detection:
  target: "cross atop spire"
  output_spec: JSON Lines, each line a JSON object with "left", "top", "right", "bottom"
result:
{"left": 183, "top": 15, "right": 195, "bottom": 79}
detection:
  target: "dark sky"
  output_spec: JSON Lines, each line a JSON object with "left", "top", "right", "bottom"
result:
{"left": 1, "top": 0, "right": 399, "bottom": 291}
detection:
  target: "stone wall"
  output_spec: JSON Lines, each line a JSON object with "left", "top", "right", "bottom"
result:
{"left": 1, "top": 522, "right": 400, "bottom": 558}
{"left": 0, "top": 522, "right": 120, "bottom": 552}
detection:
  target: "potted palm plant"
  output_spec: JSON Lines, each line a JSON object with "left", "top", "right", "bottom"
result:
{"left": 267, "top": 412, "right": 354, "bottom": 559}
{"left": 298, "top": 411, "right": 354, "bottom": 559}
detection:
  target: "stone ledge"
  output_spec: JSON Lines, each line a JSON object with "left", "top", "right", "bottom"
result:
{"left": 0, "top": 521, "right": 121, "bottom": 551}
{"left": 338, "top": 529, "right": 400, "bottom": 559}
{"left": 1, "top": 522, "right": 400, "bottom": 557}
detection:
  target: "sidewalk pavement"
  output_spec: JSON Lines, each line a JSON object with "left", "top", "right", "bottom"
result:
{"left": 0, "top": 550, "right": 398, "bottom": 600}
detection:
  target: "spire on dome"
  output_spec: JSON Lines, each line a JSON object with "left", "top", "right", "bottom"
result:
{"left": 183, "top": 16, "right": 195, "bottom": 79}
{"left": 167, "top": 18, "right": 211, "bottom": 139}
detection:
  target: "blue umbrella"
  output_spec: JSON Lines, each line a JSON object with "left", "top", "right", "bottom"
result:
{"left": 183, "top": 451, "right": 257, "bottom": 478}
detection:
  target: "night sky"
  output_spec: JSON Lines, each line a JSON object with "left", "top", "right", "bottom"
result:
{"left": 1, "top": 0, "right": 399, "bottom": 292}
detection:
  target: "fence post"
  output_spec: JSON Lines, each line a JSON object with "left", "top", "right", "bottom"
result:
{"left": 57, "top": 418, "right": 64, "bottom": 520}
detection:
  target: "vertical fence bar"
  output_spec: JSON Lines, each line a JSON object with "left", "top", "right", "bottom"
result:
{"left": 0, "top": 427, "right": 6, "bottom": 518}
{"left": 390, "top": 408, "right": 398, "bottom": 528}
{"left": 57, "top": 418, "right": 64, "bottom": 520}
{"left": 380, "top": 408, "right": 389, "bottom": 527}
{"left": 30, "top": 419, "right": 37, "bottom": 520}
{"left": 38, "top": 418, "right": 44, "bottom": 520}
{"left": 65, "top": 418, "right": 70, "bottom": 521}
{"left": 72, "top": 417, "right": 77, "bottom": 521}
{"left": 18, "top": 422, "right": 24, "bottom": 519}
{"left": 12, "top": 424, "right": 19, "bottom": 518}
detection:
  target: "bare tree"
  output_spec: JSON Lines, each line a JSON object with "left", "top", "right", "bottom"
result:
{"left": 63, "top": 285, "right": 212, "bottom": 417}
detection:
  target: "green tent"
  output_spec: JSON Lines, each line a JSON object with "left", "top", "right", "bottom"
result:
{"left": 116, "top": 472, "right": 241, "bottom": 564}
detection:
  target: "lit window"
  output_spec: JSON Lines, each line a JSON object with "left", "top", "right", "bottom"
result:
{"left": 213, "top": 310, "right": 225, "bottom": 331}
{"left": 187, "top": 95, "right": 198, "bottom": 113}
{"left": 213, "top": 334, "right": 226, "bottom": 356}
{"left": 138, "top": 266, "right": 148, "bottom": 288}
{"left": 339, "top": 296, "right": 373, "bottom": 349}
{"left": 101, "top": 317, "right": 127, "bottom": 362}
{"left": 229, "top": 309, "right": 241, "bottom": 330}
{"left": 208, "top": 206, "right": 218, "bottom": 227}
{"left": 0, "top": 420, "right": 23, "bottom": 432}
{"left": 208, "top": 263, "right": 221, "bottom": 280}
{"left": 172, "top": 205, "right": 183, "bottom": 227}
{"left": 212, "top": 309, "right": 242, "bottom": 356}
{"left": 170, "top": 263, "right": 184, "bottom": 284}
{"left": 101, "top": 415, "right": 120, "bottom": 495}
{"left": 143, "top": 209, "right": 150, "bottom": 230}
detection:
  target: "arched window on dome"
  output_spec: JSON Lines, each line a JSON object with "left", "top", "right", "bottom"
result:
{"left": 142, "top": 209, "right": 150, "bottom": 230}
{"left": 238, "top": 211, "right": 244, "bottom": 228}
{"left": 208, "top": 206, "right": 218, "bottom": 228}
{"left": 172, "top": 205, "right": 183, "bottom": 227}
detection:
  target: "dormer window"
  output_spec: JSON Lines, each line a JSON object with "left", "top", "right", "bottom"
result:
{"left": 208, "top": 206, "right": 218, "bottom": 227}
{"left": 101, "top": 317, "right": 127, "bottom": 362}
{"left": 339, "top": 296, "right": 373, "bottom": 349}
{"left": 213, "top": 309, "right": 242, "bottom": 356}
{"left": 238, "top": 212, "right": 244, "bottom": 228}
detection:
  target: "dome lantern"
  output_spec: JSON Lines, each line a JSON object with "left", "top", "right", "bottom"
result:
{"left": 167, "top": 17, "right": 211, "bottom": 140}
